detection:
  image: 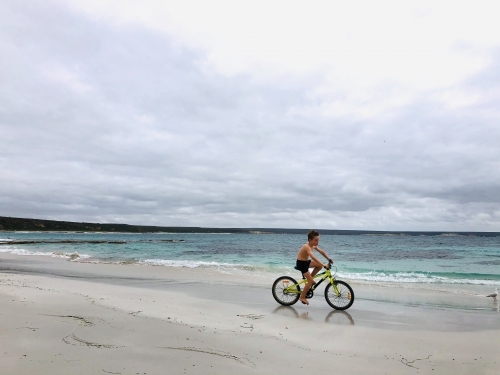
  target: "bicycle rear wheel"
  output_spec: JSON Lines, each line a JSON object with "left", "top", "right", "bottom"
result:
{"left": 324, "top": 280, "right": 354, "bottom": 310}
{"left": 272, "top": 276, "right": 301, "bottom": 306}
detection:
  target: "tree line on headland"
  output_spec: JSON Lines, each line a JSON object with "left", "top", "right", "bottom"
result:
{"left": 0, "top": 216, "right": 245, "bottom": 234}
{"left": 0, "top": 216, "right": 498, "bottom": 236}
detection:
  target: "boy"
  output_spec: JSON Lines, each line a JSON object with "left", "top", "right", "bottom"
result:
{"left": 296, "top": 230, "right": 333, "bottom": 305}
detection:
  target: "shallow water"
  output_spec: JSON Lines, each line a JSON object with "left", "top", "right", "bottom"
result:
{"left": 1, "top": 231, "right": 499, "bottom": 291}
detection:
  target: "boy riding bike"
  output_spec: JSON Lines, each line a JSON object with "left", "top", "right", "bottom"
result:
{"left": 296, "top": 230, "right": 333, "bottom": 305}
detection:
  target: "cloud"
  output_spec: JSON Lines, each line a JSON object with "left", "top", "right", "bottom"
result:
{"left": 1, "top": 1, "right": 500, "bottom": 230}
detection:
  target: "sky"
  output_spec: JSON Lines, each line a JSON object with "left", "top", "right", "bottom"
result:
{"left": 1, "top": 0, "right": 500, "bottom": 231}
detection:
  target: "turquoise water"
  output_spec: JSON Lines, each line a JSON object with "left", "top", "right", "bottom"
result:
{"left": 1, "top": 231, "right": 499, "bottom": 289}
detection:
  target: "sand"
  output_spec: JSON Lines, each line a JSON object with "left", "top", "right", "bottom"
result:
{"left": 1, "top": 253, "right": 499, "bottom": 374}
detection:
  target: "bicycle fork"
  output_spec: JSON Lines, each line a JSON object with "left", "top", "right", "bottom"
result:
{"left": 329, "top": 277, "right": 342, "bottom": 296}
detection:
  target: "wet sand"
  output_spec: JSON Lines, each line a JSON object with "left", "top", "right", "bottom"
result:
{"left": 1, "top": 253, "right": 499, "bottom": 374}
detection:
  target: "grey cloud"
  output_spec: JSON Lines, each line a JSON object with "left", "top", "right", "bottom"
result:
{"left": 1, "top": 1, "right": 500, "bottom": 230}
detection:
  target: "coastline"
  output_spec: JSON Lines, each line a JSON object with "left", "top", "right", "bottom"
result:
{"left": 1, "top": 253, "right": 499, "bottom": 374}
{"left": 3, "top": 231, "right": 500, "bottom": 290}
{"left": 3, "top": 215, "right": 500, "bottom": 236}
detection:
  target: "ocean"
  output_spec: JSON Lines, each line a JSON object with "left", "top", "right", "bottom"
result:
{"left": 1, "top": 231, "right": 499, "bottom": 288}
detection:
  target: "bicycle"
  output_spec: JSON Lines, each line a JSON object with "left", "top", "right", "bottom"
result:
{"left": 271, "top": 261, "right": 354, "bottom": 310}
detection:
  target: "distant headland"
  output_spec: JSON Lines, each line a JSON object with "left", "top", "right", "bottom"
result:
{"left": 1, "top": 216, "right": 499, "bottom": 237}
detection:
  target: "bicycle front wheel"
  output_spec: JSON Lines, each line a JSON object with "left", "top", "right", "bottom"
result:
{"left": 272, "top": 276, "right": 301, "bottom": 306}
{"left": 324, "top": 280, "right": 354, "bottom": 310}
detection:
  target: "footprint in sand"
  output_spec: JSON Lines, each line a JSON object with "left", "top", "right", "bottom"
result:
{"left": 237, "top": 314, "right": 264, "bottom": 320}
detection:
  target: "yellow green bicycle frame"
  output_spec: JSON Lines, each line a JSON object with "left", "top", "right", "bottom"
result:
{"left": 283, "top": 268, "right": 341, "bottom": 296}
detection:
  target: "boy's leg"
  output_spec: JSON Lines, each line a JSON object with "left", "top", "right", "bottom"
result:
{"left": 299, "top": 271, "right": 315, "bottom": 305}
{"left": 309, "top": 260, "right": 323, "bottom": 277}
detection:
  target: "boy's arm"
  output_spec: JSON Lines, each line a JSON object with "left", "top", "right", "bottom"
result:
{"left": 314, "top": 246, "right": 333, "bottom": 263}
{"left": 307, "top": 248, "right": 328, "bottom": 267}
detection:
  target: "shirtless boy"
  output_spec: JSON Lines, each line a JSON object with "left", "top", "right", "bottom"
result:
{"left": 296, "top": 230, "right": 333, "bottom": 305}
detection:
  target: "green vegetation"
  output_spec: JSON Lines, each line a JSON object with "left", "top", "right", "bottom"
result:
{"left": 0, "top": 216, "right": 247, "bottom": 233}
{"left": 0, "top": 216, "right": 498, "bottom": 236}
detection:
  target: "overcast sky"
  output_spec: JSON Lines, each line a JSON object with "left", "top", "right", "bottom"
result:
{"left": 1, "top": 0, "right": 500, "bottom": 231}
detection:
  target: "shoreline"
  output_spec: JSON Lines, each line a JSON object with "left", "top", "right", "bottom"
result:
{"left": 1, "top": 252, "right": 499, "bottom": 374}
{"left": 2, "top": 243, "right": 500, "bottom": 287}
{"left": 1, "top": 252, "right": 499, "bottom": 312}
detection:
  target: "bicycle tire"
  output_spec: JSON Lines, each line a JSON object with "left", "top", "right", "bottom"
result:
{"left": 324, "top": 280, "right": 354, "bottom": 310}
{"left": 272, "top": 276, "right": 301, "bottom": 306}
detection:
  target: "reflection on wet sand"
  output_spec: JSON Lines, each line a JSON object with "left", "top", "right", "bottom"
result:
{"left": 272, "top": 306, "right": 355, "bottom": 325}
{"left": 272, "top": 305, "right": 300, "bottom": 318}
{"left": 325, "top": 310, "right": 355, "bottom": 325}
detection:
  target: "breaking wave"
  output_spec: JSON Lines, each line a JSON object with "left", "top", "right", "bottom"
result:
{"left": 0, "top": 246, "right": 91, "bottom": 261}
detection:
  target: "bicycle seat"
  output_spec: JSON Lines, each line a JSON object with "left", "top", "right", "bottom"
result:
{"left": 294, "top": 265, "right": 307, "bottom": 279}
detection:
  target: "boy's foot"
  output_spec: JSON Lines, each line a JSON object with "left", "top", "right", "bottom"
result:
{"left": 299, "top": 298, "right": 309, "bottom": 305}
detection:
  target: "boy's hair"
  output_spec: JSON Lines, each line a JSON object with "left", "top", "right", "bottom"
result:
{"left": 308, "top": 230, "right": 319, "bottom": 241}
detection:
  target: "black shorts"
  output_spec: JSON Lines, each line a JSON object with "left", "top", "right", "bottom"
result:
{"left": 296, "top": 259, "right": 311, "bottom": 274}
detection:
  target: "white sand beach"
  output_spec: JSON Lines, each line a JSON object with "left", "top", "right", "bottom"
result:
{"left": 1, "top": 253, "right": 499, "bottom": 375}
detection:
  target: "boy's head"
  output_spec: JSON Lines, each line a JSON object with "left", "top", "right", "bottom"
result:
{"left": 308, "top": 230, "right": 319, "bottom": 241}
